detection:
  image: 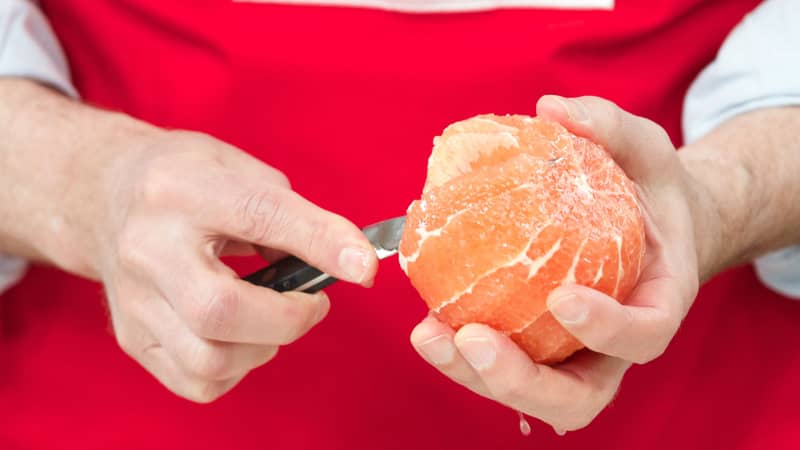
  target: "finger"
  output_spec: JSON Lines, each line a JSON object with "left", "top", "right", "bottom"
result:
{"left": 111, "top": 306, "right": 245, "bottom": 403}
{"left": 139, "top": 344, "right": 245, "bottom": 403}
{"left": 144, "top": 295, "right": 280, "bottom": 381}
{"left": 188, "top": 278, "right": 329, "bottom": 345}
{"left": 125, "top": 233, "right": 333, "bottom": 345}
{"left": 548, "top": 351, "right": 631, "bottom": 431}
{"left": 454, "top": 323, "right": 630, "bottom": 431}
{"left": 218, "top": 181, "right": 377, "bottom": 286}
{"left": 410, "top": 316, "right": 491, "bottom": 397}
{"left": 546, "top": 283, "right": 682, "bottom": 364}
{"left": 129, "top": 137, "right": 377, "bottom": 286}
{"left": 170, "top": 339, "right": 279, "bottom": 383}
{"left": 536, "top": 95, "right": 676, "bottom": 184}
{"left": 160, "top": 257, "right": 331, "bottom": 344}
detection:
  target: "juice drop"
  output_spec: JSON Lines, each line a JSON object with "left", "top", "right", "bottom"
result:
{"left": 517, "top": 411, "right": 531, "bottom": 436}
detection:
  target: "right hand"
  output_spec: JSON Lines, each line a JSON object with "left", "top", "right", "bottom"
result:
{"left": 87, "top": 129, "right": 378, "bottom": 402}
{"left": 410, "top": 95, "right": 705, "bottom": 433}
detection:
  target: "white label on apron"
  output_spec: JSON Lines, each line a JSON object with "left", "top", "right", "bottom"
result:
{"left": 233, "top": 0, "right": 614, "bottom": 13}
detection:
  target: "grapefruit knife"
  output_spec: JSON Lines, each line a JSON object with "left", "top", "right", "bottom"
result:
{"left": 243, "top": 216, "right": 406, "bottom": 293}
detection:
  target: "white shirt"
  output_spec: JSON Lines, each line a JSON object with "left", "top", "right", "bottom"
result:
{"left": 0, "top": 0, "right": 798, "bottom": 296}
{"left": 682, "top": 0, "right": 800, "bottom": 298}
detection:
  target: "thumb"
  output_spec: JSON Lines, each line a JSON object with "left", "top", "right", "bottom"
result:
{"left": 546, "top": 284, "right": 675, "bottom": 364}
{"left": 536, "top": 95, "right": 676, "bottom": 185}
{"left": 220, "top": 184, "right": 378, "bottom": 287}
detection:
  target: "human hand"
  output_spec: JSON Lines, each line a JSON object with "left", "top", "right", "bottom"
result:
{"left": 91, "top": 129, "right": 378, "bottom": 402}
{"left": 410, "top": 96, "right": 710, "bottom": 432}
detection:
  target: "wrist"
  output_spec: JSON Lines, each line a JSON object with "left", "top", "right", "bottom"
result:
{"left": 677, "top": 144, "right": 745, "bottom": 282}
{"left": 680, "top": 164, "right": 723, "bottom": 282}
{"left": 1, "top": 79, "right": 160, "bottom": 279}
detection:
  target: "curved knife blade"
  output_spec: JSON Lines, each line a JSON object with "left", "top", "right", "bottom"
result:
{"left": 363, "top": 216, "right": 406, "bottom": 260}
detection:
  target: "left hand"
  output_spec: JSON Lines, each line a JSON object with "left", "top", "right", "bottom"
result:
{"left": 410, "top": 95, "right": 712, "bottom": 433}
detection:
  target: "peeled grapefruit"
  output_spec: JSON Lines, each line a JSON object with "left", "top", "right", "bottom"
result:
{"left": 399, "top": 114, "right": 645, "bottom": 364}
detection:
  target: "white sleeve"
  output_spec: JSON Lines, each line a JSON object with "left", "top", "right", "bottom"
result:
{"left": 0, "top": 0, "right": 77, "bottom": 294}
{"left": 0, "top": 255, "right": 27, "bottom": 294}
{"left": 683, "top": 0, "right": 800, "bottom": 299}
{"left": 0, "top": 0, "right": 76, "bottom": 97}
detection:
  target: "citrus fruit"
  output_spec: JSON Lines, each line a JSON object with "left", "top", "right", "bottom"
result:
{"left": 399, "top": 114, "right": 645, "bottom": 364}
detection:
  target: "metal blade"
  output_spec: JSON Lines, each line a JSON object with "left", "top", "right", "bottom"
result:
{"left": 363, "top": 216, "right": 406, "bottom": 259}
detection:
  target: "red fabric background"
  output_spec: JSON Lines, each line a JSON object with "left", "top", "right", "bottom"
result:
{"left": 3, "top": 1, "right": 798, "bottom": 449}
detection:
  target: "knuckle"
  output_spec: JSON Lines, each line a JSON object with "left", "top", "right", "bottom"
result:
{"left": 106, "top": 292, "right": 152, "bottom": 356}
{"left": 184, "top": 343, "right": 232, "bottom": 381}
{"left": 543, "top": 372, "right": 619, "bottom": 432}
{"left": 665, "top": 299, "right": 685, "bottom": 331}
{"left": 578, "top": 95, "right": 610, "bottom": 113}
{"left": 114, "top": 328, "right": 137, "bottom": 357}
{"left": 303, "top": 220, "right": 330, "bottom": 261}
{"left": 172, "top": 130, "right": 209, "bottom": 147}
{"left": 492, "top": 378, "right": 529, "bottom": 404}
{"left": 636, "top": 345, "right": 665, "bottom": 364}
{"left": 636, "top": 312, "right": 680, "bottom": 364}
{"left": 637, "top": 333, "right": 671, "bottom": 364}
{"left": 579, "top": 96, "right": 621, "bottom": 123}
{"left": 561, "top": 414, "right": 596, "bottom": 432}
{"left": 273, "top": 300, "right": 313, "bottom": 344}
{"left": 609, "top": 102, "right": 627, "bottom": 131}
{"left": 586, "top": 375, "right": 619, "bottom": 405}
{"left": 233, "top": 188, "right": 288, "bottom": 243}
{"left": 642, "top": 117, "right": 672, "bottom": 145}
{"left": 271, "top": 169, "right": 291, "bottom": 189}
{"left": 116, "top": 229, "right": 152, "bottom": 271}
{"left": 188, "top": 285, "right": 240, "bottom": 339}
{"left": 111, "top": 319, "right": 149, "bottom": 360}
{"left": 134, "top": 160, "right": 181, "bottom": 208}
{"left": 548, "top": 386, "right": 592, "bottom": 419}
{"left": 113, "top": 298, "right": 146, "bottom": 330}
{"left": 264, "top": 344, "right": 280, "bottom": 359}
{"left": 554, "top": 395, "right": 605, "bottom": 432}
{"left": 256, "top": 345, "right": 280, "bottom": 366}
{"left": 184, "top": 380, "right": 227, "bottom": 404}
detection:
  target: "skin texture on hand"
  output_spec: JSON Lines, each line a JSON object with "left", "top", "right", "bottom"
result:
{"left": 411, "top": 95, "right": 707, "bottom": 433}
{"left": 0, "top": 78, "right": 379, "bottom": 402}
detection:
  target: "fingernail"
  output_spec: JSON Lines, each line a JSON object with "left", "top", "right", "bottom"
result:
{"left": 548, "top": 292, "right": 588, "bottom": 324}
{"left": 419, "top": 335, "right": 455, "bottom": 366}
{"left": 568, "top": 98, "right": 590, "bottom": 123}
{"left": 458, "top": 337, "right": 496, "bottom": 371}
{"left": 338, "top": 247, "right": 370, "bottom": 283}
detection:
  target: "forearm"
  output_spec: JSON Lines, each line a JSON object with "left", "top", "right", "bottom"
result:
{"left": 0, "top": 78, "right": 155, "bottom": 278}
{"left": 680, "top": 107, "right": 800, "bottom": 282}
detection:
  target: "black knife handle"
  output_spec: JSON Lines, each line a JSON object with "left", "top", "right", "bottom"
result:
{"left": 243, "top": 256, "right": 337, "bottom": 293}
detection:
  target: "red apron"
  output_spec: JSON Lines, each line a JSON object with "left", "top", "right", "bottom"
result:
{"left": 4, "top": 1, "right": 799, "bottom": 449}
